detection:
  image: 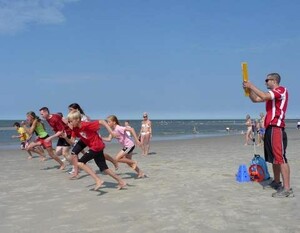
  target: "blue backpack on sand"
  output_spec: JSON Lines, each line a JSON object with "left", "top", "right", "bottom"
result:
{"left": 250, "top": 154, "right": 270, "bottom": 181}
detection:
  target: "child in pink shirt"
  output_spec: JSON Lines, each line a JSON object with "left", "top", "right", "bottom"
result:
{"left": 103, "top": 115, "right": 147, "bottom": 179}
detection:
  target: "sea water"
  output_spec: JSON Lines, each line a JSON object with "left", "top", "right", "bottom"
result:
{"left": 0, "top": 119, "right": 298, "bottom": 150}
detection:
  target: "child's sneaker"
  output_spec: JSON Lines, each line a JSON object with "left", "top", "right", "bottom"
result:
{"left": 68, "top": 166, "right": 75, "bottom": 174}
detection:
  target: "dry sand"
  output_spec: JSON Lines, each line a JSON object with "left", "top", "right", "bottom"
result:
{"left": 1, "top": 129, "right": 300, "bottom": 233}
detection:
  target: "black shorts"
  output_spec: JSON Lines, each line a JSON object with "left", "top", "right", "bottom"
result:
{"left": 57, "top": 136, "right": 71, "bottom": 147}
{"left": 264, "top": 126, "right": 288, "bottom": 164}
{"left": 72, "top": 139, "right": 86, "bottom": 155}
{"left": 122, "top": 145, "right": 135, "bottom": 154}
{"left": 78, "top": 149, "right": 108, "bottom": 172}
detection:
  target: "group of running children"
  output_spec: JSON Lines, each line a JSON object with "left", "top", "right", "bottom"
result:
{"left": 12, "top": 103, "right": 147, "bottom": 191}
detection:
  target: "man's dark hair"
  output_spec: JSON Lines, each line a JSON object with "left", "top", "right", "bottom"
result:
{"left": 39, "top": 107, "right": 49, "bottom": 113}
{"left": 267, "top": 73, "right": 281, "bottom": 84}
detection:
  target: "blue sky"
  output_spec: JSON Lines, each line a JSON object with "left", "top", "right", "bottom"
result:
{"left": 0, "top": 0, "right": 299, "bottom": 120}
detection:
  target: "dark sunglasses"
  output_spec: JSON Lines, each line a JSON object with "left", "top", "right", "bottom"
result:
{"left": 265, "top": 78, "right": 274, "bottom": 82}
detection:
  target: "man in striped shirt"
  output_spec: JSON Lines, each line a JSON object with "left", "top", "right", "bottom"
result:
{"left": 243, "top": 73, "right": 293, "bottom": 198}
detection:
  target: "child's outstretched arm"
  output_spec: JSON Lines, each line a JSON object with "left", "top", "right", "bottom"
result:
{"left": 98, "top": 119, "right": 116, "bottom": 137}
{"left": 22, "top": 119, "right": 37, "bottom": 135}
{"left": 61, "top": 132, "right": 75, "bottom": 146}
{"left": 127, "top": 127, "right": 141, "bottom": 146}
{"left": 102, "top": 133, "right": 113, "bottom": 142}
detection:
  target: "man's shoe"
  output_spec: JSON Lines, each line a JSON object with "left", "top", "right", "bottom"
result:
{"left": 264, "top": 180, "right": 282, "bottom": 190}
{"left": 272, "top": 188, "right": 295, "bottom": 198}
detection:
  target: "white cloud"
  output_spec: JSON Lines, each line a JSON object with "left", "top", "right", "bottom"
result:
{"left": 0, "top": 0, "right": 79, "bottom": 35}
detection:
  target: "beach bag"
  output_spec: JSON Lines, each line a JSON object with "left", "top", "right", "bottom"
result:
{"left": 249, "top": 164, "right": 264, "bottom": 182}
{"left": 250, "top": 154, "right": 270, "bottom": 181}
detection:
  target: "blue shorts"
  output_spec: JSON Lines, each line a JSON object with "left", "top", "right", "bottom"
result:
{"left": 259, "top": 128, "right": 265, "bottom": 135}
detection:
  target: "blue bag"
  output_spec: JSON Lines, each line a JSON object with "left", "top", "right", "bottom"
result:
{"left": 250, "top": 154, "right": 270, "bottom": 180}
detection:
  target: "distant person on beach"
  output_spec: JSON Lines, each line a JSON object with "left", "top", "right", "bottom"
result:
{"left": 243, "top": 72, "right": 293, "bottom": 198}
{"left": 139, "top": 112, "right": 152, "bottom": 155}
{"left": 256, "top": 112, "right": 265, "bottom": 146}
{"left": 62, "top": 110, "right": 126, "bottom": 190}
{"left": 65, "top": 103, "right": 118, "bottom": 178}
{"left": 39, "top": 107, "right": 71, "bottom": 167}
{"left": 12, "top": 122, "right": 40, "bottom": 159}
{"left": 244, "top": 114, "right": 253, "bottom": 145}
{"left": 297, "top": 120, "right": 300, "bottom": 130}
{"left": 193, "top": 126, "right": 199, "bottom": 134}
{"left": 124, "top": 120, "right": 132, "bottom": 138}
{"left": 22, "top": 111, "right": 64, "bottom": 168}
{"left": 103, "top": 115, "right": 146, "bottom": 179}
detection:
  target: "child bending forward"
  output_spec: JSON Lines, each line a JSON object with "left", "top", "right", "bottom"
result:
{"left": 64, "top": 111, "right": 126, "bottom": 190}
{"left": 103, "top": 115, "right": 147, "bottom": 179}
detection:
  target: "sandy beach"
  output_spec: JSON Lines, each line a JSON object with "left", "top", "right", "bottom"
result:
{"left": 1, "top": 129, "right": 300, "bottom": 233}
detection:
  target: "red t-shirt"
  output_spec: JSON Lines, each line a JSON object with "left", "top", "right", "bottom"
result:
{"left": 71, "top": 121, "right": 105, "bottom": 151}
{"left": 265, "top": 86, "right": 288, "bottom": 128}
{"left": 47, "top": 114, "right": 72, "bottom": 135}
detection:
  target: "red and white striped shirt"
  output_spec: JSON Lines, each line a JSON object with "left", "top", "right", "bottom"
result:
{"left": 264, "top": 86, "right": 288, "bottom": 128}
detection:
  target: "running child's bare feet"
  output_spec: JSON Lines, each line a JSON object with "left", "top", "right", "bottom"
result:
{"left": 27, "top": 156, "right": 33, "bottom": 160}
{"left": 59, "top": 164, "right": 66, "bottom": 170}
{"left": 113, "top": 161, "right": 119, "bottom": 171}
{"left": 94, "top": 180, "right": 104, "bottom": 191}
{"left": 69, "top": 174, "right": 79, "bottom": 180}
{"left": 137, "top": 172, "right": 148, "bottom": 179}
{"left": 39, "top": 157, "right": 47, "bottom": 161}
{"left": 117, "top": 181, "right": 127, "bottom": 190}
{"left": 130, "top": 161, "right": 137, "bottom": 170}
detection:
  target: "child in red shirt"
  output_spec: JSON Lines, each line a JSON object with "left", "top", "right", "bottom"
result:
{"left": 65, "top": 110, "right": 126, "bottom": 191}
